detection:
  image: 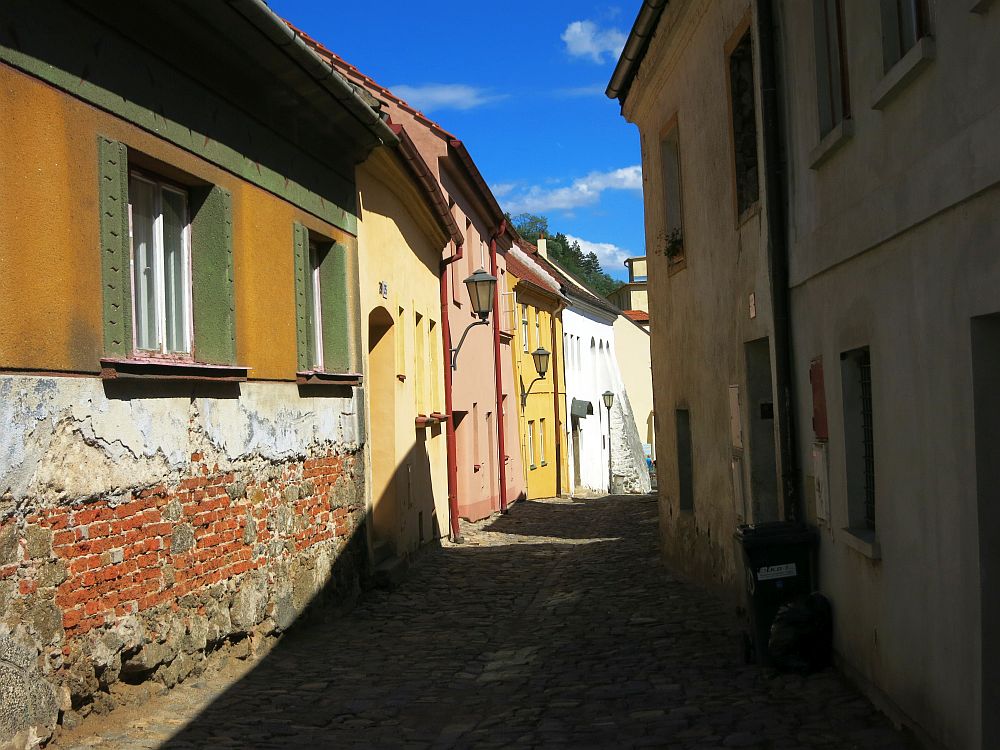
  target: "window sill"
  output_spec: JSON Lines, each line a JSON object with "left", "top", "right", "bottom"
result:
{"left": 809, "top": 118, "right": 854, "bottom": 169}
{"left": 872, "top": 36, "right": 935, "bottom": 110}
{"left": 840, "top": 527, "right": 882, "bottom": 560}
{"left": 296, "top": 371, "right": 363, "bottom": 386}
{"left": 540, "top": 460, "right": 548, "bottom": 467}
{"left": 100, "top": 358, "right": 249, "bottom": 382}
{"left": 970, "top": 0, "right": 995, "bottom": 13}
{"left": 529, "top": 464, "right": 537, "bottom": 471}
{"left": 667, "top": 256, "right": 687, "bottom": 277}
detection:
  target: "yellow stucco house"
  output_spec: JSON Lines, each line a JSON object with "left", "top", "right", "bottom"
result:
{"left": 505, "top": 242, "right": 568, "bottom": 500}
{"left": 357, "top": 124, "right": 463, "bottom": 560}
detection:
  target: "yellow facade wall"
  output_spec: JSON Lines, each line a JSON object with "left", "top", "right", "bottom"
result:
{"left": 0, "top": 63, "right": 353, "bottom": 379}
{"left": 509, "top": 279, "right": 568, "bottom": 500}
{"left": 356, "top": 149, "right": 449, "bottom": 553}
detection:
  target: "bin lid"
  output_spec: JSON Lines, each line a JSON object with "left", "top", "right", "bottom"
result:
{"left": 734, "top": 521, "right": 815, "bottom": 548}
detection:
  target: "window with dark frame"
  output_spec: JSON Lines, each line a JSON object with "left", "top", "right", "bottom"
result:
{"left": 728, "top": 30, "right": 760, "bottom": 218}
{"left": 813, "top": 0, "right": 851, "bottom": 137}
{"left": 841, "top": 347, "right": 876, "bottom": 533}
{"left": 879, "top": 0, "right": 930, "bottom": 71}
{"left": 660, "top": 124, "right": 685, "bottom": 263}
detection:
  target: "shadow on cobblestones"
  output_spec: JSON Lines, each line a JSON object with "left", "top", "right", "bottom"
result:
{"left": 61, "top": 496, "right": 915, "bottom": 749}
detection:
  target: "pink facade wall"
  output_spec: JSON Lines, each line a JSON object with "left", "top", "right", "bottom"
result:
{"left": 323, "top": 52, "right": 525, "bottom": 521}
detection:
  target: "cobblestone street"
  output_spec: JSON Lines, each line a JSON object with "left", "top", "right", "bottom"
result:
{"left": 53, "top": 495, "right": 913, "bottom": 749}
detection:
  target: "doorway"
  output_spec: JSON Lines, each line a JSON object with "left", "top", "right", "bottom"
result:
{"left": 971, "top": 314, "right": 1000, "bottom": 749}
{"left": 368, "top": 308, "right": 397, "bottom": 552}
{"left": 745, "top": 337, "right": 779, "bottom": 522}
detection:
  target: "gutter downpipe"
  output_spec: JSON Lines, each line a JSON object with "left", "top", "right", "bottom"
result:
{"left": 490, "top": 221, "right": 510, "bottom": 513}
{"left": 549, "top": 302, "right": 565, "bottom": 498}
{"left": 441, "top": 241, "right": 464, "bottom": 543}
{"left": 756, "top": 0, "right": 800, "bottom": 521}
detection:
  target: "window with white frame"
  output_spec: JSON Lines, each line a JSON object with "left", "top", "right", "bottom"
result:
{"left": 535, "top": 309, "right": 542, "bottom": 349}
{"left": 528, "top": 420, "right": 536, "bottom": 468}
{"left": 879, "top": 0, "right": 930, "bottom": 71}
{"left": 309, "top": 240, "right": 325, "bottom": 370}
{"left": 128, "top": 172, "right": 192, "bottom": 355}
{"left": 539, "top": 418, "right": 547, "bottom": 464}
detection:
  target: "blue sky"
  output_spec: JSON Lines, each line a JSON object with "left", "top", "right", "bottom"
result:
{"left": 270, "top": 1, "right": 645, "bottom": 281}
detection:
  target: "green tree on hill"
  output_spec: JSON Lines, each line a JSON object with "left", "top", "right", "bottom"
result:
{"left": 508, "top": 213, "right": 621, "bottom": 298}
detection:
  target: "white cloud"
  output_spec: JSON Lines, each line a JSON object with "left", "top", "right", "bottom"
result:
{"left": 566, "top": 235, "right": 632, "bottom": 273}
{"left": 490, "top": 182, "right": 517, "bottom": 198}
{"left": 502, "top": 166, "right": 642, "bottom": 214}
{"left": 390, "top": 83, "right": 506, "bottom": 112}
{"left": 561, "top": 20, "right": 626, "bottom": 64}
{"left": 555, "top": 83, "right": 607, "bottom": 98}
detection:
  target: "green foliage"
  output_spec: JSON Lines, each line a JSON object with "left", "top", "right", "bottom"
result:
{"left": 509, "top": 213, "right": 621, "bottom": 298}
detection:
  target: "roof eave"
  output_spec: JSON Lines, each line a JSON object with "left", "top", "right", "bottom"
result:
{"left": 606, "top": 0, "right": 670, "bottom": 105}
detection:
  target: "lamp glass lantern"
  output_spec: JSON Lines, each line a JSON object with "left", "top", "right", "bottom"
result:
{"left": 531, "top": 347, "right": 550, "bottom": 378}
{"left": 464, "top": 268, "right": 497, "bottom": 320}
{"left": 602, "top": 390, "right": 614, "bottom": 410}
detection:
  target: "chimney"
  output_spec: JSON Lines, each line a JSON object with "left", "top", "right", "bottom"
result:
{"left": 536, "top": 236, "right": 547, "bottom": 259}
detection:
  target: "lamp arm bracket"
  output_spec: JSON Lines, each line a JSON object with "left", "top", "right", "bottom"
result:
{"left": 520, "top": 376, "right": 545, "bottom": 408}
{"left": 451, "top": 318, "right": 489, "bottom": 370}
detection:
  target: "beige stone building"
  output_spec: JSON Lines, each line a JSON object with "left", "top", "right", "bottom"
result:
{"left": 610, "top": 1, "right": 1000, "bottom": 748}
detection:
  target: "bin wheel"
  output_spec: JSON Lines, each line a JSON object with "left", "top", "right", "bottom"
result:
{"left": 742, "top": 632, "right": 754, "bottom": 664}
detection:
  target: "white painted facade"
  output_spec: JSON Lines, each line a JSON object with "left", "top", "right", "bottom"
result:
{"left": 562, "top": 295, "right": 650, "bottom": 495}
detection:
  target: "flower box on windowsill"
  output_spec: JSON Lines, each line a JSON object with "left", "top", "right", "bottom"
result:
{"left": 296, "top": 371, "right": 363, "bottom": 386}
{"left": 100, "top": 358, "right": 249, "bottom": 382}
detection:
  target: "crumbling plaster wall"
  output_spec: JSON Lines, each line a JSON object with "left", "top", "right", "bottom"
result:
{"left": 0, "top": 375, "right": 368, "bottom": 749}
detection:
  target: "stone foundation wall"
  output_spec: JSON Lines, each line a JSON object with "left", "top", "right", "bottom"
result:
{"left": 0, "top": 376, "right": 368, "bottom": 748}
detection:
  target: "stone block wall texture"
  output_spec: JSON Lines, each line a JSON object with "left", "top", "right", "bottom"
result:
{"left": 0, "top": 377, "right": 368, "bottom": 749}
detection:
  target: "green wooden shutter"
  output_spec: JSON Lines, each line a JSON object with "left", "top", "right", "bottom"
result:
{"left": 191, "top": 185, "right": 236, "bottom": 364}
{"left": 320, "top": 242, "right": 351, "bottom": 373}
{"left": 98, "top": 137, "right": 132, "bottom": 357}
{"left": 292, "top": 221, "right": 311, "bottom": 371}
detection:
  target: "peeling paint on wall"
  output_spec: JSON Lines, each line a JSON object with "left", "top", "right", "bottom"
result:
{"left": 1, "top": 377, "right": 361, "bottom": 509}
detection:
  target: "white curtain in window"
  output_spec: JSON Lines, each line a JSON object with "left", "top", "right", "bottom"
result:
{"left": 130, "top": 177, "right": 158, "bottom": 351}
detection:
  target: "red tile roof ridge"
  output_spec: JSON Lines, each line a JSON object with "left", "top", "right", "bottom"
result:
{"left": 622, "top": 309, "right": 650, "bottom": 322}
{"left": 506, "top": 245, "right": 561, "bottom": 295}
{"left": 283, "top": 20, "right": 457, "bottom": 141}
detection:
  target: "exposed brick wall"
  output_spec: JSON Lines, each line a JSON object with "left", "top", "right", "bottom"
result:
{"left": 0, "top": 448, "right": 367, "bottom": 736}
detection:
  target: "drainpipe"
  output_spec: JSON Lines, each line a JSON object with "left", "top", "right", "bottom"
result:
{"left": 440, "top": 240, "right": 464, "bottom": 542}
{"left": 489, "top": 220, "right": 509, "bottom": 513}
{"left": 549, "top": 305, "right": 564, "bottom": 497}
{"left": 756, "top": 0, "right": 800, "bottom": 521}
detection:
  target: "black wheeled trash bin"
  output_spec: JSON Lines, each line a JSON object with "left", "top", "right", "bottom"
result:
{"left": 734, "top": 522, "right": 816, "bottom": 666}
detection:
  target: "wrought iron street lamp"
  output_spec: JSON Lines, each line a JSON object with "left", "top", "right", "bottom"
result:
{"left": 603, "top": 390, "right": 614, "bottom": 493}
{"left": 450, "top": 268, "right": 497, "bottom": 369}
{"left": 520, "top": 347, "right": 551, "bottom": 407}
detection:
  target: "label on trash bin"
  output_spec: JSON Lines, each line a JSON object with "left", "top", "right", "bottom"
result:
{"left": 757, "top": 563, "right": 797, "bottom": 580}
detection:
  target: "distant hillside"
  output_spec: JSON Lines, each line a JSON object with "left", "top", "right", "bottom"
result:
{"left": 509, "top": 213, "right": 621, "bottom": 298}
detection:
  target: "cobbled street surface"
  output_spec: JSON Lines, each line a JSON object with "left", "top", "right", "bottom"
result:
{"left": 53, "top": 495, "right": 914, "bottom": 749}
